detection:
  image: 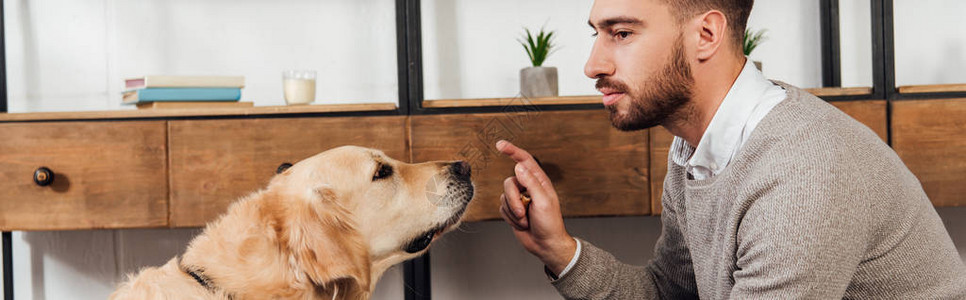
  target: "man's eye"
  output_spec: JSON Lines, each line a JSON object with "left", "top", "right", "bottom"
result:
{"left": 373, "top": 164, "right": 393, "bottom": 180}
{"left": 615, "top": 31, "right": 631, "bottom": 39}
{"left": 591, "top": 32, "right": 599, "bottom": 38}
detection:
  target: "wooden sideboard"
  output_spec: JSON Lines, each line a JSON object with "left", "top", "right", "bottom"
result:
{"left": 411, "top": 110, "right": 650, "bottom": 222}
{"left": 892, "top": 98, "right": 966, "bottom": 207}
{"left": 0, "top": 98, "right": 962, "bottom": 230}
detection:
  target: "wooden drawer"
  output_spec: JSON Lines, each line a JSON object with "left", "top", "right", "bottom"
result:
{"left": 168, "top": 116, "right": 409, "bottom": 227}
{"left": 411, "top": 110, "right": 650, "bottom": 222}
{"left": 893, "top": 98, "right": 966, "bottom": 207}
{"left": 649, "top": 99, "right": 889, "bottom": 215}
{"left": 0, "top": 121, "right": 168, "bottom": 230}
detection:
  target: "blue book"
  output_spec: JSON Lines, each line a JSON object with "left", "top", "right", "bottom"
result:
{"left": 122, "top": 88, "right": 241, "bottom": 104}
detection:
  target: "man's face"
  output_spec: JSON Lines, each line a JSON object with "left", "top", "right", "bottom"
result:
{"left": 586, "top": 0, "right": 694, "bottom": 131}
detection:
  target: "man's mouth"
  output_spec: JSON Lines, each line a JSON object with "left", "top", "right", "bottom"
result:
{"left": 596, "top": 79, "right": 628, "bottom": 106}
{"left": 599, "top": 87, "right": 625, "bottom": 106}
{"left": 602, "top": 92, "right": 625, "bottom": 106}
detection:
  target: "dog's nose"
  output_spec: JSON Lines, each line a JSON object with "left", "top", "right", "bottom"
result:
{"left": 451, "top": 161, "right": 472, "bottom": 179}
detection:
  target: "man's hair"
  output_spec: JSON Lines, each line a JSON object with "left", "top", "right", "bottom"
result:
{"left": 661, "top": 0, "right": 754, "bottom": 54}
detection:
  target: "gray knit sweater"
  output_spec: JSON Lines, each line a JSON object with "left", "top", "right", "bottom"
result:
{"left": 552, "top": 84, "right": 966, "bottom": 299}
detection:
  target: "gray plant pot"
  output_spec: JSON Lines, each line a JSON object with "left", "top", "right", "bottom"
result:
{"left": 520, "top": 66, "right": 558, "bottom": 98}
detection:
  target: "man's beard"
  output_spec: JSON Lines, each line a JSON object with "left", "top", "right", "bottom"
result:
{"left": 599, "top": 36, "right": 694, "bottom": 131}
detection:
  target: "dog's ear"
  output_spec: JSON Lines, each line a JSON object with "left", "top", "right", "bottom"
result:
{"left": 280, "top": 187, "right": 371, "bottom": 295}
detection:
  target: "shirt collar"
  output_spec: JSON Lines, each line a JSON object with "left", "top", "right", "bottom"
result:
{"left": 671, "top": 58, "right": 776, "bottom": 175}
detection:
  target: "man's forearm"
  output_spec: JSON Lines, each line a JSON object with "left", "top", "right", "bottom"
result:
{"left": 551, "top": 239, "right": 666, "bottom": 299}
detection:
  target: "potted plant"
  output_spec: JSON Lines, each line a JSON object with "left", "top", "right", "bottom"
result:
{"left": 519, "top": 27, "right": 558, "bottom": 98}
{"left": 744, "top": 28, "right": 767, "bottom": 71}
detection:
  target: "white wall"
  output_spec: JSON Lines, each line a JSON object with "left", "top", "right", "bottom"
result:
{"left": 421, "top": 0, "right": 598, "bottom": 100}
{"left": 839, "top": 0, "right": 874, "bottom": 88}
{"left": 3, "top": 0, "right": 965, "bottom": 299}
{"left": 420, "top": 0, "right": 842, "bottom": 101}
{"left": 4, "top": 0, "right": 398, "bottom": 113}
{"left": 420, "top": 0, "right": 883, "bottom": 100}
{"left": 893, "top": 0, "right": 966, "bottom": 86}
{"left": 744, "top": 0, "right": 824, "bottom": 88}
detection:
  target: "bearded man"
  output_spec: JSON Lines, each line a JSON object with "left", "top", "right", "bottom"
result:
{"left": 495, "top": 0, "right": 966, "bottom": 298}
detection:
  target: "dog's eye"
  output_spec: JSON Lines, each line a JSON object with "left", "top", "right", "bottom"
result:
{"left": 373, "top": 164, "right": 393, "bottom": 180}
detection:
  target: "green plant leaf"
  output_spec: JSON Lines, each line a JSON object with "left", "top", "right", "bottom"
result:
{"left": 743, "top": 28, "right": 768, "bottom": 56}
{"left": 520, "top": 26, "right": 556, "bottom": 67}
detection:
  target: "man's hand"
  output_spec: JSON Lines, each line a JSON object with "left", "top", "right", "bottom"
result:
{"left": 496, "top": 140, "right": 577, "bottom": 275}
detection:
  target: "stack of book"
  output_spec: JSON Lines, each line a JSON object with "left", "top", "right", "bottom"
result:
{"left": 122, "top": 75, "right": 249, "bottom": 109}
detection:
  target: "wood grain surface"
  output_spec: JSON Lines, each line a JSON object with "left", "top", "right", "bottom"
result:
{"left": 423, "top": 95, "right": 600, "bottom": 108}
{"left": 0, "top": 121, "right": 168, "bottom": 230}
{"left": 892, "top": 98, "right": 966, "bottom": 207}
{"left": 0, "top": 103, "right": 398, "bottom": 122}
{"left": 167, "top": 116, "right": 408, "bottom": 227}
{"left": 804, "top": 87, "right": 873, "bottom": 97}
{"left": 897, "top": 84, "right": 966, "bottom": 94}
{"left": 410, "top": 110, "right": 649, "bottom": 221}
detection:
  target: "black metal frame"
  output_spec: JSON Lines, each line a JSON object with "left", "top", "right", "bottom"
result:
{"left": 1, "top": 1, "right": 964, "bottom": 299}
{"left": 871, "top": 0, "right": 894, "bottom": 101}
{"left": 818, "top": 0, "right": 881, "bottom": 103}
{"left": 2, "top": 232, "right": 9, "bottom": 300}
{"left": 403, "top": 253, "right": 431, "bottom": 300}
{"left": 820, "top": 0, "right": 841, "bottom": 88}
{"left": 1, "top": 0, "right": 11, "bottom": 298}
{"left": 395, "top": 1, "right": 431, "bottom": 299}
{"left": 396, "top": 0, "right": 418, "bottom": 116}
{"left": 870, "top": 0, "right": 895, "bottom": 146}
{"left": 0, "top": 0, "right": 6, "bottom": 114}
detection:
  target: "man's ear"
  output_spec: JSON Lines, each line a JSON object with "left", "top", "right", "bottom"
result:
{"left": 694, "top": 10, "right": 729, "bottom": 61}
{"left": 281, "top": 187, "right": 371, "bottom": 294}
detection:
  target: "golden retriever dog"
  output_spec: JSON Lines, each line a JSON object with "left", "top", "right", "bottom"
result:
{"left": 111, "top": 146, "right": 474, "bottom": 300}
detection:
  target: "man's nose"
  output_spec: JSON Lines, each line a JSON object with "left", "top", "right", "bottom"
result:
{"left": 584, "top": 40, "right": 615, "bottom": 79}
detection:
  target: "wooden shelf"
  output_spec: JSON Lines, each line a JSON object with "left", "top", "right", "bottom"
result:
{"left": 0, "top": 102, "right": 398, "bottom": 122}
{"left": 898, "top": 84, "right": 966, "bottom": 94}
{"left": 804, "top": 87, "right": 873, "bottom": 97}
{"left": 422, "top": 95, "right": 601, "bottom": 108}
{"left": 425, "top": 89, "right": 879, "bottom": 108}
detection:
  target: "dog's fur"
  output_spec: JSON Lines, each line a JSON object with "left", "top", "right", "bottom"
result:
{"left": 111, "top": 146, "right": 474, "bottom": 300}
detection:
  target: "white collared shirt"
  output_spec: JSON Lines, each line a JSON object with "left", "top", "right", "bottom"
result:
{"left": 670, "top": 58, "right": 787, "bottom": 180}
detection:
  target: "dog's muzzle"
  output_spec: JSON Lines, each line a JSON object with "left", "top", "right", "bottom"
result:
{"left": 406, "top": 161, "right": 474, "bottom": 253}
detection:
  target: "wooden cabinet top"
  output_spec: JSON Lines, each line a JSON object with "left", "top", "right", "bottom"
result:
{"left": 0, "top": 103, "right": 398, "bottom": 122}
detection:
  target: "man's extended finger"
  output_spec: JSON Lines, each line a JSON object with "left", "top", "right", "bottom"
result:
{"left": 496, "top": 140, "right": 542, "bottom": 176}
{"left": 496, "top": 140, "right": 545, "bottom": 175}
{"left": 497, "top": 140, "right": 554, "bottom": 190}
{"left": 496, "top": 140, "right": 534, "bottom": 164}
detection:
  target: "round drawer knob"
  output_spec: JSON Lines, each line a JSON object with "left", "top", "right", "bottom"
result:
{"left": 34, "top": 167, "right": 55, "bottom": 186}
{"left": 276, "top": 163, "right": 293, "bottom": 174}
